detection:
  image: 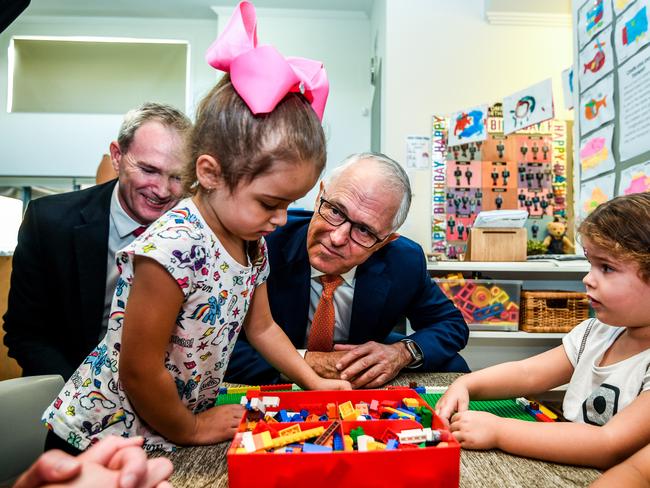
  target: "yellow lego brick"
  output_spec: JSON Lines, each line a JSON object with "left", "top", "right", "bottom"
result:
{"left": 338, "top": 400, "right": 355, "bottom": 420}
{"left": 278, "top": 424, "right": 302, "bottom": 437}
{"left": 227, "top": 386, "right": 260, "bottom": 394}
{"left": 402, "top": 398, "right": 420, "bottom": 408}
{"left": 343, "top": 434, "right": 354, "bottom": 451}
{"left": 383, "top": 406, "right": 416, "bottom": 419}
{"left": 253, "top": 431, "right": 273, "bottom": 451}
{"left": 270, "top": 426, "right": 324, "bottom": 449}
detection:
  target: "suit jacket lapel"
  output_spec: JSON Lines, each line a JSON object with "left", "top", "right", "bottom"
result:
{"left": 349, "top": 257, "right": 390, "bottom": 343}
{"left": 74, "top": 181, "right": 114, "bottom": 345}
{"left": 277, "top": 225, "right": 312, "bottom": 346}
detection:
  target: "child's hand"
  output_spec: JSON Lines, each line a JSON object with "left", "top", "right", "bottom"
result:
{"left": 311, "top": 378, "right": 352, "bottom": 390}
{"left": 193, "top": 404, "right": 245, "bottom": 445}
{"left": 435, "top": 382, "right": 470, "bottom": 420}
{"left": 449, "top": 410, "right": 501, "bottom": 450}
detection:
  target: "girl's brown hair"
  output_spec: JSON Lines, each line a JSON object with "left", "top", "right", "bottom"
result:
{"left": 578, "top": 192, "right": 650, "bottom": 281}
{"left": 183, "top": 74, "right": 326, "bottom": 194}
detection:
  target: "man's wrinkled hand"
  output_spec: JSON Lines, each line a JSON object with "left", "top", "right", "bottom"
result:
{"left": 333, "top": 341, "right": 410, "bottom": 389}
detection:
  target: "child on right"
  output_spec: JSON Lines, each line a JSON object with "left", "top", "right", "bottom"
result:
{"left": 591, "top": 442, "right": 650, "bottom": 487}
{"left": 436, "top": 192, "right": 650, "bottom": 469}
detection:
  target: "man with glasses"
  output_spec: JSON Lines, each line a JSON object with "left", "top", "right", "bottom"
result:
{"left": 4, "top": 102, "right": 192, "bottom": 380}
{"left": 226, "top": 152, "right": 469, "bottom": 388}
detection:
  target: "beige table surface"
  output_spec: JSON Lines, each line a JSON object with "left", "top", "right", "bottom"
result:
{"left": 152, "top": 372, "right": 602, "bottom": 488}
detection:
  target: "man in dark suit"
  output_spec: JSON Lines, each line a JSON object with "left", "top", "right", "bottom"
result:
{"left": 226, "top": 153, "right": 469, "bottom": 388}
{"left": 3, "top": 102, "right": 192, "bottom": 380}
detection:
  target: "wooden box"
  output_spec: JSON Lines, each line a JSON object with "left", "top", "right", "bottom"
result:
{"left": 464, "top": 228, "right": 527, "bottom": 262}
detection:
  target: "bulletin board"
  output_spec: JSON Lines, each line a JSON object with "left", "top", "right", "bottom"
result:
{"left": 572, "top": 0, "right": 650, "bottom": 217}
{"left": 430, "top": 105, "right": 573, "bottom": 259}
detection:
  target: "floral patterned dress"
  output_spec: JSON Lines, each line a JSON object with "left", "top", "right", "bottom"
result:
{"left": 43, "top": 198, "right": 268, "bottom": 451}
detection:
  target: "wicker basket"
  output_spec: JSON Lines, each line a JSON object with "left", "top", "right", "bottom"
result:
{"left": 520, "top": 290, "right": 590, "bottom": 333}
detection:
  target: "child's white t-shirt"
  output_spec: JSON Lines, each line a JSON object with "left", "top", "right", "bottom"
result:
{"left": 562, "top": 319, "right": 650, "bottom": 425}
{"left": 43, "top": 198, "right": 269, "bottom": 451}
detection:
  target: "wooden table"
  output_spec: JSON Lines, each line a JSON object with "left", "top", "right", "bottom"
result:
{"left": 152, "top": 373, "right": 602, "bottom": 488}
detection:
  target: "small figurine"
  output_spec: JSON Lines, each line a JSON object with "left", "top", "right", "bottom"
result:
{"left": 520, "top": 143, "right": 528, "bottom": 159}
{"left": 447, "top": 216, "right": 456, "bottom": 234}
{"left": 457, "top": 223, "right": 465, "bottom": 240}
{"left": 495, "top": 195, "right": 503, "bottom": 209}
{"left": 468, "top": 144, "right": 477, "bottom": 160}
{"left": 496, "top": 142, "right": 505, "bottom": 159}
{"left": 531, "top": 144, "right": 539, "bottom": 160}
{"left": 542, "top": 217, "right": 575, "bottom": 254}
{"left": 518, "top": 165, "right": 526, "bottom": 183}
{"left": 531, "top": 222, "right": 540, "bottom": 239}
{"left": 454, "top": 167, "right": 462, "bottom": 186}
{"left": 464, "top": 168, "right": 473, "bottom": 186}
{"left": 491, "top": 170, "right": 499, "bottom": 186}
{"left": 501, "top": 169, "right": 510, "bottom": 186}
{"left": 542, "top": 144, "right": 549, "bottom": 160}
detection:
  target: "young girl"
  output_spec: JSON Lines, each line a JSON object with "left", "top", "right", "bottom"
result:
{"left": 43, "top": 2, "right": 349, "bottom": 453}
{"left": 436, "top": 192, "right": 650, "bottom": 469}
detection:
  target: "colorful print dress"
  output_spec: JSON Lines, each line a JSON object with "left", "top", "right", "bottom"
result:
{"left": 43, "top": 198, "right": 269, "bottom": 451}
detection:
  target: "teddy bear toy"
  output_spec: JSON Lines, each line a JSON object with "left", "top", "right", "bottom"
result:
{"left": 542, "top": 217, "right": 575, "bottom": 254}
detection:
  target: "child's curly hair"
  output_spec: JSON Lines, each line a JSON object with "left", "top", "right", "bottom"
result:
{"left": 578, "top": 192, "right": 650, "bottom": 282}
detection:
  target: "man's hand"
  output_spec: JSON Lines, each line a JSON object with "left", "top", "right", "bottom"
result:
{"left": 13, "top": 436, "right": 173, "bottom": 488}
{"left": 333, "top": 341, "right": 412, "bottom": 389}
{"left": 304, "top": 351, "right": 348, "bottom": 379}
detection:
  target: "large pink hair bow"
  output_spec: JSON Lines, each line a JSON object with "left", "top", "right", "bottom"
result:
{"left": 205, "top": 1, "right": 329, "bottom": 121}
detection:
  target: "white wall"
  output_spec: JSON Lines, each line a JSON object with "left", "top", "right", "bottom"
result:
{"left": 0, "top": 9, "right": 372, "bottom": 205}
{"left": 375, "top": 0, "right": 573, "bottom": 251}
{"left": 0, "top": 15, "right": 217, "bottom": 177}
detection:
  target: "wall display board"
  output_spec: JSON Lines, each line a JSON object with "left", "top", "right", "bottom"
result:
{"left": 431, "top": 104, "right": 571, "bottom": 259}
{"left": 573, "top": 0, "right": 650, "bottom": 214}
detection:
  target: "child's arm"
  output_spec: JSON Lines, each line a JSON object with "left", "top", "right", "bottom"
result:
{"left": 449, "top": 388, "right": 650, "bottom": 469}
{"left": 591, "top": 442, "right": 650, "bottom": 487}
{"left": 119, "top": 256, "right": 244, "bottom": 446}
{"left": 436, "top": 345, "right": 574, "bottom": 419}
{"left": 243, "top": 283, "right": 350, "bottom": 390}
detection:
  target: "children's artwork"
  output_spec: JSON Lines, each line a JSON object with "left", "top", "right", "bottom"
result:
{"left": 619, "top": 47, "right": 650, "bottom": 161}
{"left": 578, "top": 0, "right": 613, "bottom": 48}
{"left": 447, "top": 104, "right": 488, "bottom": 147}
{"left": 578, "top": 28, "right": 614, "bottom": 90}
{"left": 614, "top": 0, "right": 650, "bottom": 64}
{"left": 406, "top": 135, "right": 430, "bottom": 170}
{"left": 579, "top": 172, "right": 615, "bottom": 218}
{"left": 614, "top": 0, "right": 637, "bottom": 16}
{"left": 579, "top": 73, "right": 615, "bottom": 135}
{"left": 619, "top": 160, "right": 650, "bottom": 194}
{"left": 562, "top": 67, "right": 574, "bottom": 110}
{"left": 579, "top": 124, "right": 615, "bottom": 180}
{"left": 503, "top": 79, "right": 554, "bottom": 135}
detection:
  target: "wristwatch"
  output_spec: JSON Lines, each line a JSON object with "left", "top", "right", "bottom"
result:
{"left": 400, "top": 338, "right": 424, "bottom": 369}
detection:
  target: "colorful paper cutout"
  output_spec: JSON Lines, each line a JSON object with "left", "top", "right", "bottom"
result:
{"left": 615, "top": 1, "right": 650, "bottom": 64}
{"left": 447, "top": 104, "right": 488, "bottom": 147}
{"left": 579, "top": 124, "right": 615, "bottom": 179}
{"left": 579, "top": 74, "right": 615, "bottom": 135}
{"left": 619, "top": 160, "right": 650, "bottom": 195}
{"left": 578, "top": 27, "right": 614, "bottom": 90}
{"left": 503, "top": 79, "right": 554, "bottom": 135}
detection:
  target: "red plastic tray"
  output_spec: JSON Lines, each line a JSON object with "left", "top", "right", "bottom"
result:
{"left": 227, "top": 389, "right": 460, "bottom": 488}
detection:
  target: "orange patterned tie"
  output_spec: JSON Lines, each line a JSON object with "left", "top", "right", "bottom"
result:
{"left": 307, "top": 275, "right": 344, "bottom": 352}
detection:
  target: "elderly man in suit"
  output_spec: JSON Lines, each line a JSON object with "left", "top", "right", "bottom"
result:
{"left": 3, "top": 102, "right": 192, "bottom": 380}
{"left": 226, "top": 152, "right": 469, "bottom": 388}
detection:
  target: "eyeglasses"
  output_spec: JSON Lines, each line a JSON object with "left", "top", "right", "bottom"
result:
{"left": 318, "top": 197, "right": 388, "bottom": 248}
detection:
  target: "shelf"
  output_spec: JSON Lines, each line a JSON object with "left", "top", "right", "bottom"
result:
{"left": 427, "top": 260, "right": 589, "bottom": 273}
{"left": 469, "top": 331, "right": 565, "bottom": 339}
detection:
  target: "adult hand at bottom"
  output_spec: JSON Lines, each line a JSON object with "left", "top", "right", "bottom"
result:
{"left": 13, "top": 436, "right": 173, "bottom": 488}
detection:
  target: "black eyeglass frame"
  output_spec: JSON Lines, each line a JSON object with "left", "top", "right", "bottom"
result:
{"left": 317, "top": 197, "right": 389, "bottom": 248}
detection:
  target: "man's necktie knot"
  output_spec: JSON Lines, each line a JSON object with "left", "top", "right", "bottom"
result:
{"left": 307, "top": 275, "right": 343, "bottom": 352}
{"left": 132, "top": 226, "right": 147, "bottom": 237}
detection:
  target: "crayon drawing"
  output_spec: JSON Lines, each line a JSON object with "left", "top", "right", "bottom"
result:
{"left": 619, "top": 160, "right": 650, "bottom": 195}
{"left": 579, "top": 74, "right": 615, "bottom": 136}
{"left": 615, "top": 1, "right": 650, "bottom": 63}
{"left": 614, "top": 0, "right": 635, "bottom": 16}
{"left": 447, "top": 104, "right": 488, "bottom": 147}
{"left": 503, "top": 79, "right": 554, "bottom": 135}
{"left": 578, "top": 0, "right": 612, "bottom": 48}
{"left": 578, "top": 28, "right": 614, "bottom": 90}
{"left": 562, "top": 67, "right": 574, "bottom": 110}
{"left": 579, "top": 124, "right": 615, "bottom": 180}
{"left": 579, "top": 172, "right": 615, "bottom": 218}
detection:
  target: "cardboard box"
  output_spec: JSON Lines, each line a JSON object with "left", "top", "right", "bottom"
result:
{"left": 436, "top": 276, "right": 522, "bottom": 331}
{"left": 227, "top": 389, "right": 460, "bottom": 488}
{"left": 465, "top": 227, "right": 527, "bottom": 261}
